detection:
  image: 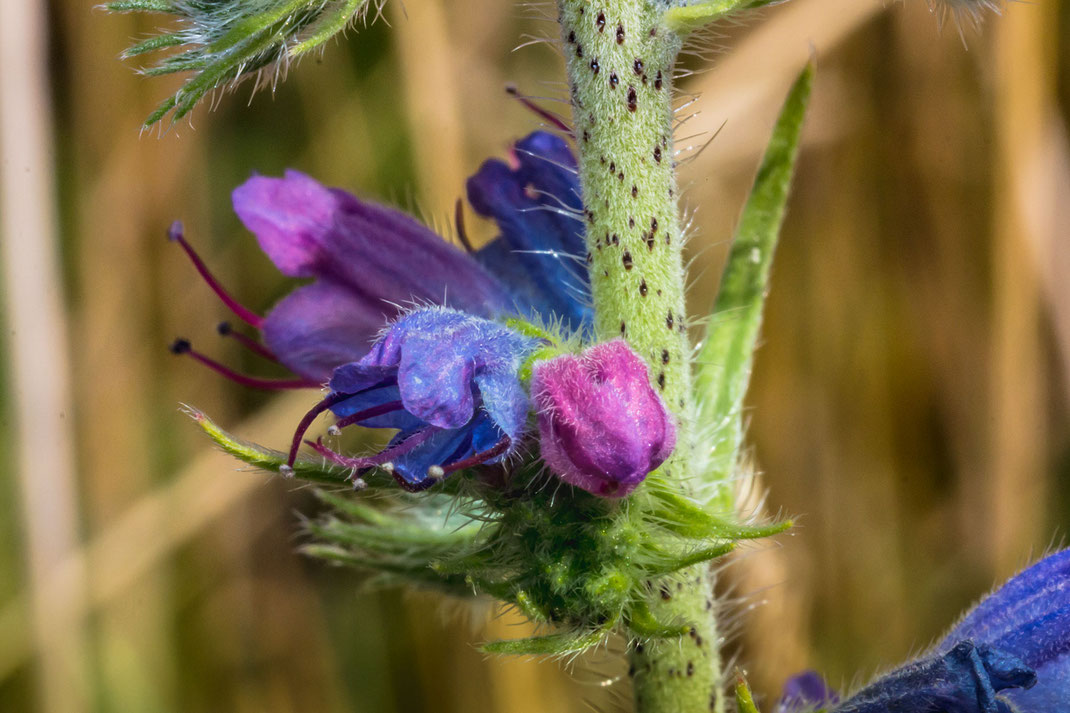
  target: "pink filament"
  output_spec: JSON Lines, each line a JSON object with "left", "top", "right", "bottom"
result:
{"left": 169, "top": 222, "right": 264, "bottom": 329}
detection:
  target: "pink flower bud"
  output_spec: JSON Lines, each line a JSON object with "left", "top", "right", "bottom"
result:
{"left": 531, "top": 339, "right": 676, "bottom": 497}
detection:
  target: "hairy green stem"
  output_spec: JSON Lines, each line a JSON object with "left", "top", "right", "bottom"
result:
{"left": 556, "top": 2, "right": 721, "bottom": 711}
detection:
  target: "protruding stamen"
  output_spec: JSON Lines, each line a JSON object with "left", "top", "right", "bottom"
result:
{"left": 505, "top": 85, "right": 573, "bottom": 136}
{"left": 440, "top": 435, "right": 512, "bottom": 476}
{"left": 288, "top": 392, "right": 353, "bottom": 467}
{"left": 170, "top": 338, "right": 319, "bottom": 390}
{"left": 217, "top": 321, "right": 278, "bottom": 363}
{"left": 326, "top": 424, "right": 342, "bottom": 437}
{"left": 331, "top": 400, "right": 404, "bottom": 431}
{"left": 168, "top": 221, "right": 264, "bottom": 329}
{"left": 454, "top": 199, "right": 476, "bottom": 254}
{"left": 278, "top": 464, "right": 295, "bottom": 479}
{"left": 306, "top": 427, "right": 437, "bottom": 471}
{"left": 427, "top": 465, "right": 445, "bottom": 480}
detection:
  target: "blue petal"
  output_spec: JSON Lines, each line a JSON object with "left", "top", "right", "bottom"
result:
{"left": 330, "top": 383, "right": 424, "bottom": 432}
{"left": 467, "top": 132, "right": 592, "bottom": 329}
{"left": 833, "top": 640, "right": 1034, "bottom": 713}
{"left": 390, "top": 427, "right": 474, "bottom": 488}
{"left": 938, "top": 549, "right": 1070, "bottom": 710}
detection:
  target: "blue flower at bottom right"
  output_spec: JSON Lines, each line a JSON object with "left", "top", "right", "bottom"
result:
{"left": 780, "top": 548, "right": 1070, "bottom": 713}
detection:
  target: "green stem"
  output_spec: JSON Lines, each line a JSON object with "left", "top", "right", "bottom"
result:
{"left": 555, "top": 2, "right": 721, "bottom": 711}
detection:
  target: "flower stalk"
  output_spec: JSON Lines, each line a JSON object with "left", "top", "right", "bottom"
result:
{"left": 555, "top": 2, "right": 718, "bottom": 711}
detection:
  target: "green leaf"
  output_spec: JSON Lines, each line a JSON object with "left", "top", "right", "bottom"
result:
{"left": 647, "top": 483, "right": 793, "bottom": 540}
{"left": 481, "top": 619, "right": 616, "bottom": 657}
{"left": 187, "top": 406, "right": 354, "bottom": 486}
{"left": 625, "top": 599, "right": 690, "bottom": 638}
{"left": 663, "top": 0, "right": 787, "bottom": 34}
{"left": 693, "top": 62, "right": 813, "bottom": 499}
{"left": 106, "top": 0, "right": 381, "bottom": 126}
{"left": 734, "top": 671, "right": 763, "bottom": 713}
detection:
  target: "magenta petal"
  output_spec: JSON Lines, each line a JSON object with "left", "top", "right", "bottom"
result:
{"left": 233, "top": 170, "right": 516, "bottom": 318}
{"left": 233, "top": 170, "right": 335, "bottom": 278}
{"left": 262, "top": 281, "right": 385, "bottom": 381}
{"left": 532, "top": 340, "right": 676, "bottom": 498}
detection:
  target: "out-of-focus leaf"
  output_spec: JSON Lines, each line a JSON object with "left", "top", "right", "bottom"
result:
{"left": 664, "top": 0, "right": 789, "bottom": 34}
{"left": 106, "top": 0, "right": 383, "bottom": 126}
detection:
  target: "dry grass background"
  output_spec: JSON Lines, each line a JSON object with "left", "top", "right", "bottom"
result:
{"left": 1, "top": 0, "right": 1068, "bottom": 710}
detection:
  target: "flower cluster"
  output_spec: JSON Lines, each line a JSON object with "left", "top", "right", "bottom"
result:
{"left": 779, "top": 548, "right": 1070, "bottom": 713}
{"left": 172, "top": 130, "right": 676, "bottom": 496}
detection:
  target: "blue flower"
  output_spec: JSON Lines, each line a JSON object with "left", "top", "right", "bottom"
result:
{"left": 779, "top": 548, "right": 1070, "bottom": 713}
{"left": 290, "top": 308, "right": 540, "bottom": 490}
{"left": 170, "top": 130, "right": 588, "bottom": 384}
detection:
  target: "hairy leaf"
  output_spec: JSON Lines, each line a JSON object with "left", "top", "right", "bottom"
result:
{"left": 107, "top": 0, "right": 383, "bottom": 126}
{"left": 693, "top": 62, "right": 813, "bottom": 497}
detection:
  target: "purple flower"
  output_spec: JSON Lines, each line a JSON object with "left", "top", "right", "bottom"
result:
{"left": 289, "top": 308, "right": 539, "bottom": 490}
{"left": 780, "top": 548, "right": 1070, "bottom": 713}
{"left": 170, "top": 131, "right": 588, "bottom": 386}
{"left": 530, "top": 339, "right": 676, "bottom": 497}
{"left": 776, "top": 671, "right": 839, "bottom": 713}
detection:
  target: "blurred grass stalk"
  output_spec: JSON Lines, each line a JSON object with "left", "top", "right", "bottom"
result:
{"left": 989, "top": 0, "right": 1066, "bottom": 575}
{"left": 0, "top": 0, "right": 91, "bottom": 710}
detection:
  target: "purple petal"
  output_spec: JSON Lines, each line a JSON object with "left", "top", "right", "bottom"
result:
{"left": 262, "top": 281, "right": 386, "bottom": 381}
{"left": 234, "top": 169, "right": 515, "bottom": 318}
{"left": 777, "top": 671, "right": 838, "bottom": 713}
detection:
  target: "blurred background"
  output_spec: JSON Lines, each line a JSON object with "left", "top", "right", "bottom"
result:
{"left": 2, "top": 0, "right": 1069, "bottom": 710}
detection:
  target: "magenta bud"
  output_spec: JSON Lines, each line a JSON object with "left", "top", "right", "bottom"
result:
{"left": 531, "top": 339, "right": 676, "bottom": 498}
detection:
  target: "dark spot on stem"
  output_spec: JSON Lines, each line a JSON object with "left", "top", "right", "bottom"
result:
{"left": 655, "top": 70, "right": 663, "bottom": 90}
{"left": 653, "top": 146, "right": 662, "bottom": 163}
{"left": 639, "top": 279, "right": 648, "bottom": 296}
{"left": 657, "top": 372, "right": 666, "bottom": 389}
{"left": 631, "top": 185, "right": 638, "bottom": 198}
{"left": 666, "top": 310, "right": 674, "bottom": 330}
{"left": 633, "top": 58, "right": 643, "bottom": 74}
{"left": 590, "top": 58, "right": 600, "bottom": 74}
{"left": 627, "top": 86, "right": 637, "bottom": 112}
{"left": 661, "top": 349, "right": 670, "bottom": 364}
{"left": 622, "top": 251, "right": 633, "bottom": 270}
{"left": 596, "top": 11, "right": 605, "bottom": 31}
{"left": 609, "top": 73, "right": 619, "bottom": 88}
{"left": 616, "top": 23, "right": 625, "bottom": 44}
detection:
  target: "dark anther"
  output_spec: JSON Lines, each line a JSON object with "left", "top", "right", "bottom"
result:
{"left": 170, "top": 338, "right": 191, "bottom": 355}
